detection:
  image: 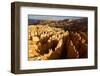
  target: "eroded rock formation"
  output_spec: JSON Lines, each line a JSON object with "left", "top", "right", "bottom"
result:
{"left": 66, "top": 32, "right": 87, "bottom": 58}
{"left": 28, "top": 18, "right": 88, "bottom": 60}
{"left": 28, "top": 25, "right": 69, "bottom": 60}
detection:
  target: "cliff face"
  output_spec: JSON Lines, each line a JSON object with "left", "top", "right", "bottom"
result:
{"left": 28, "top": 18, "right": 88, "bottom": 60}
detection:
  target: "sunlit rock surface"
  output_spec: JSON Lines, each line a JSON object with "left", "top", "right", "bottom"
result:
{"left": 28, "top": 18, "right": 88, "bottom": 60}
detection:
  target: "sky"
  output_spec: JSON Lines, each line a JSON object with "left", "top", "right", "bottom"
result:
{"left": 28, "top": 15, "right": 86, "bottom": 20}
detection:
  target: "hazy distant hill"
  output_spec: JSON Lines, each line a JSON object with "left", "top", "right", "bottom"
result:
{"left": 28, "top": 19, "right": 41, "bottom": 25}
{"left": 39, "top": 18, "right": 88, "bottom": 32}
{"left": 28, "top": 18, "right": 88, "bottom": 32}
